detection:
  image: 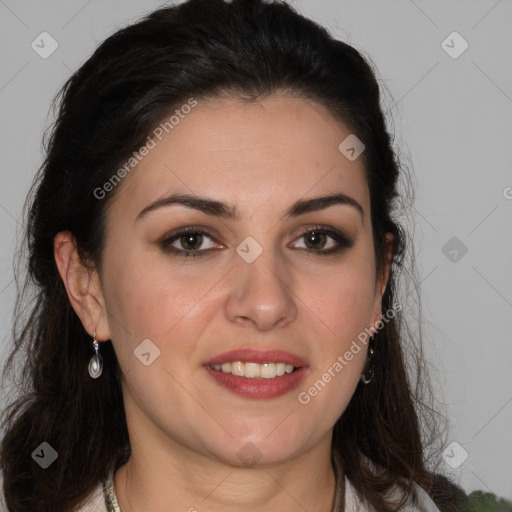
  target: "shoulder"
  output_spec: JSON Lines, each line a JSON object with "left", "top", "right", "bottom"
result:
{"left": 345, "top": 477, "right": 442, "bottom": 512}
{"left": 0, "top": 470, "right": 107, "bottom": 512}
{"left": 74, "top": 481, "right": 108, "bottom": 512}
{"left": 0, "top": 471, "right": 6, "bottom": 512}
{"left": 402, "top": 482, "right": 442, "bottom": 512}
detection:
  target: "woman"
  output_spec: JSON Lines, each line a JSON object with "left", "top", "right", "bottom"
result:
{"left": 0, "top": 0, "right": 461, "bottom": 510}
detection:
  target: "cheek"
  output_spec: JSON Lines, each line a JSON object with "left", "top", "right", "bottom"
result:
{"left": 101, "top": 249, "right": 223, "bottom": 372}
{"left": 294, "top": 246, "right": 376, "bottom": 417}
{"left": 300, "top": 256, "right": 377, "bottom": 343}
{"left": 295, "top": 271, "right": 373, "bottom": 424}
{"left": 103, "top": 250, "right": 202, "bottom": 332}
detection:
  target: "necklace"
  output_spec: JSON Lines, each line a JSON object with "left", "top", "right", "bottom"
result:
{"left": 103, "top": 452, "right": 345, "bottom": 511}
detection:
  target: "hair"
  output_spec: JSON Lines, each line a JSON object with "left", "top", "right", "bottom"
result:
{"left": 0, "top": 0, "right": 462, "bottom": 510}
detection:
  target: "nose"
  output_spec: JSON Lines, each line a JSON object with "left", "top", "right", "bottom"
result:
{"left": 224, "top": 246, "right": 297, "bottom": 331}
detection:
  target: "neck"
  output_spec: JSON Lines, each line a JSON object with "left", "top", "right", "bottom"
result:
{"left": 114, "top": 431, "right": 339, "bottom": 512}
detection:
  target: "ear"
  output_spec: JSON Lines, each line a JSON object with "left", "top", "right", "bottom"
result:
{"left": 54, "top": 231, "right": 111, "bottom": 341}
{"left": 370, "top": 232, "right": 394, "bottom": 330}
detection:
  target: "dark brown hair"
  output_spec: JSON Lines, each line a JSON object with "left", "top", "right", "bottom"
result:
{"left": 1, "top": 0, "right": 458, "bottom": 510}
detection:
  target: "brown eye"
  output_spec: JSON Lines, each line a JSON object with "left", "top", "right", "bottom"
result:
{"left": 179, "top": 232, "right": 204, "bottom": 251}
{"left": 303, "top": 231, "right": 327, "bottom": 250}
{"left": 291, "top": 226, "right": 354, "bottom": 255}
{"left": 160, "top": 228, "right": 222, "bottom": 258}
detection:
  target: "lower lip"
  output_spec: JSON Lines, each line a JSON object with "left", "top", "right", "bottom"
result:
{"left": 204, "top": 366, "right": 308, "bottom": 399}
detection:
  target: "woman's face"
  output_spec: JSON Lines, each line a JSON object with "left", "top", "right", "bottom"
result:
{"left": 94, "top": 95, "right": 390, "bottom": 467}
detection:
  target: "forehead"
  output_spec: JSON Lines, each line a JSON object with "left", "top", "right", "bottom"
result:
{"left": 108, "top": 95, "right": 369, "bottom": 222}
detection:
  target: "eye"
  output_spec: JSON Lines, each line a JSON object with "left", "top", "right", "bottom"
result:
{"left": 290, "top": 226, "right": 353, "bottom": 255}
{"left": 159, "top": 225, "right": 353, "bottom": 259}
{"left": 160, "top": 227, "right": 222, "bottom": 258}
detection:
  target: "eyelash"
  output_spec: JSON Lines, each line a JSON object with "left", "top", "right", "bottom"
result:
{"left": 159, "top": 225, "right": 353, "bottom": 259}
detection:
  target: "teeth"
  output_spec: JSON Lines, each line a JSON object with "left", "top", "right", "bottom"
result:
{"left": 260, "top": 363, "right": 275, "bottom": 378}
{"left": 231, "top": 361, "right": 244, "bottom": 376}
{"left": 245, "top": 362, "right": 260, "bottom": 378}
{"left": 210, "top": 361, "right": 297, "bottom": 379}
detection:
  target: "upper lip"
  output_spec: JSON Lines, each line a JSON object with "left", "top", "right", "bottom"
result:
{"left": 204, "top": 349, "right": 308, "bottom": 367}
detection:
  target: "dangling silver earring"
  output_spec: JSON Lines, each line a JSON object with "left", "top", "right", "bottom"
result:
{"left": 360, "top": 334, "right": 376, "bottom": 385}
{"left": 88, "top": 331, "right": 103, "bottom": 379}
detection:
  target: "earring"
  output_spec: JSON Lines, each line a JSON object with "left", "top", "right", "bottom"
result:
{"left": 360, "top": 334, "right": 376, "bottom": 385}
{"left": 88, "top": 331, "right": 103, "bottom": 379}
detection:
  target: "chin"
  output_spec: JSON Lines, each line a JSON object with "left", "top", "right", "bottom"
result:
{"left": 205, "top": 433, "right": 310, "bottom": 469}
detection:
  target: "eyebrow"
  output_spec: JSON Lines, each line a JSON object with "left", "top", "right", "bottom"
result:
{"left": 135, "top": 192, "right": 364, "bottom": 222}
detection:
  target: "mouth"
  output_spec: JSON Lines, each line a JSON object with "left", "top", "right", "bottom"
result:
{"left": 208, "top": 361, "right": 298, "bottom": 379}
{"left": 203, "top": 349, "right": 308, "bottom": 399}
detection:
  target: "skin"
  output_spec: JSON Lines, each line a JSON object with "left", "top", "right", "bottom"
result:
{"left": 55, "top": 94, "right": 392, "bottom": 511}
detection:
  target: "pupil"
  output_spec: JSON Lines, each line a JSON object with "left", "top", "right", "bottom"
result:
{"left": 306, "top": 231, "right": 325, "bottom": 249}
{"left": 182, "top": 233, "right": 202, "bottom": 250}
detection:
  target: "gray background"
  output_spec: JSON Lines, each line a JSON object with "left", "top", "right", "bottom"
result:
{"left": 1, "top": 0, "right": 511, "bottom": 501}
